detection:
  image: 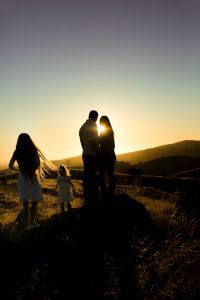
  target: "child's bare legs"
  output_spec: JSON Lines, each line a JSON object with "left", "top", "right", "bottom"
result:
{"left": 60, "top": 203, "right": 65, "bottom": 214}
{"left": 23, "top": 201, "right": 29, "bottom": 226}
{"left": 29, "top": 201, "right": 38, "bottom": 225}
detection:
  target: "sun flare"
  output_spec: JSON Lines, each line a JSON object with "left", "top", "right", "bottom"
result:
{"left": 98, "top": 125, "right": 105, "bottom": 134}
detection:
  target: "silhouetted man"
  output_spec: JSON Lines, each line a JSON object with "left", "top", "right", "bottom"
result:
{"left": 79, "top": 110, "right": 99, "bottom": 204}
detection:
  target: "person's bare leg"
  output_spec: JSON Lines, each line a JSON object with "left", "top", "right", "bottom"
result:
{"left": 29, "top": 202, "right": 38, "bottom": 225}
{"left": 23, "top": 202, "right": 29, "bottom": 226}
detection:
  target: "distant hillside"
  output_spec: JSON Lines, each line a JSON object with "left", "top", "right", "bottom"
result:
{"left": 117, "top": 140, "right": 200, "bottom": 165}
{"left": 53, "top": 140, "right": 200, "bottom": 169}
{"left": 171, "top": 167, "right": 200, "bottom": 178}
{"left": 0, "top": 169, "right": 11, "bottom": 175}
{"left": 52, "top": 155, "right": 83, "bottom": 168}
{"left": 130, "top": 156, "right": 200, "bottom": 176}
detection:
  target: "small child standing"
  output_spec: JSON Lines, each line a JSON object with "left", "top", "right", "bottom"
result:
{"left": 55, "top": 165, "right": 75, "bottom": 213}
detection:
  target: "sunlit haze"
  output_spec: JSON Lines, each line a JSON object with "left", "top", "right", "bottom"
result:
{"left": 98, "top": 125, "right": 105, "bottom": 135}
{"left": 1, "top": 0, "right": 200, "bottom": 168}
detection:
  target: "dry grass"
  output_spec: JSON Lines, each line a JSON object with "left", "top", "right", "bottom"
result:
{"left": 136, "top": 232, "right": 200, "bottom": 299}
{"left": 0, "top": 181, "right": 21, "bottom": 228}
{"left": 114, "top": 183, "right": 200, "bottom": 299}
{"left": 1, "top": 179, "right": 200, "bottom": 299}
{"left": 0, "top": 179, "right": 84, "bottom": 229}
{"left": 118, "top": 188, "right": 200, "bottom": 299}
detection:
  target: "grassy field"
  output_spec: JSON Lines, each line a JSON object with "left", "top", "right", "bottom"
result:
{"left": 0, "top": 178, "right": 84, "bottom": 230}
{"left": 0, "top": 177, "right": 200, "bottom": 299}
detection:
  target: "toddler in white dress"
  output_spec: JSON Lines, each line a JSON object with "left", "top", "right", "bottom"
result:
{"left": 55, "top": 165, "right": 75, "bottom": 213}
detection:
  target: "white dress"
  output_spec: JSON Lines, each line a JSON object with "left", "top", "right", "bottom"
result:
{"left": 17, "top": 170, "right": 43, "bottom": 202}
{"left": 57, "top": 176, "right": 74, "bottom": 203}
{"left": 9, "top": 152, "right": 43, "bottom": 202}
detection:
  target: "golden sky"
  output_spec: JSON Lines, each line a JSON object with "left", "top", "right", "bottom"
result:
{"left": 1, "top": 0, "right": 200, "bottom": 168}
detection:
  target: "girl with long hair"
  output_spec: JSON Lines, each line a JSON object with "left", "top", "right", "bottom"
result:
{"left": 9, "top": 133, "right": 55, "bottom": 229}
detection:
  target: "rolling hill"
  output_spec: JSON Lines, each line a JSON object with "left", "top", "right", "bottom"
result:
{"left": 53, "top": 140, "right": 200, "bottom": 169}
{"left": 52, "top": 155, "right": 82, "bottom": 168}
{"left": 117, "top": 140, "right": 200, "bottom": 165}
{"left": 2, "top": 140, "right": 200, "bottom": 175}
{"left": 171, "top": 167, "right": 200, "bottom": 178}
{"left": 130, "top": 156, "right": 200, "bottom": 176}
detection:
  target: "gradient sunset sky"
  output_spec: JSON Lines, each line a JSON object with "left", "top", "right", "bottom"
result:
{"left": 1, "top": 0, "right": 200, "bottom": 168}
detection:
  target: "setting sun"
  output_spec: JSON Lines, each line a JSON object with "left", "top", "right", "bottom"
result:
{"left": 98, "top": 125, "right": 105, "bottom": 134}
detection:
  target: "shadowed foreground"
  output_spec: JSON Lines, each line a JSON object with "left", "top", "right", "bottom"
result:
{"left": 0, "top": 194, "right": 155, "bottom": 299}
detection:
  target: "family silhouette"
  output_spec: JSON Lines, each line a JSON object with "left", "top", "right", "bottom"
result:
{"left": 9, "top": 110, "right": 116, "bottom": 229}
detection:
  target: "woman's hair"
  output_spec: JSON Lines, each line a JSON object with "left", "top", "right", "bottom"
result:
{"left": 99, "top": 116, "right": 115, "bottom": 153}
{"left": 100, "top": 116, "right": 114, "bottom": 134}
{"left": 15, "top": 133, "right": 56, "bottom": 178}
{"left": 58, "top": 164, "right": 70, "bottom": 176}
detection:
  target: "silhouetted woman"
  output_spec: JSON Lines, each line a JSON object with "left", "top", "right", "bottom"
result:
{"left": 99, "top": 116, "right": 116, "bottom": 198}
{"left": 9, "top": 133, "right": 55, "bottom": 229}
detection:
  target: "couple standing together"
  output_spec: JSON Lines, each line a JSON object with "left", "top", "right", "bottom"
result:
{"left": 79, "top": 110, "right": 116, "bottom": 203}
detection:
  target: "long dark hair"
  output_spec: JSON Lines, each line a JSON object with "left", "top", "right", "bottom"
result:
{"left": 99, "top": 116, "right": 115, "bottom": 156}
{"left": 100, "top": 116, "right": 114, "bottom": 136}
{"left": 15, "top": 133, "right": 55, "bottom": 178}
